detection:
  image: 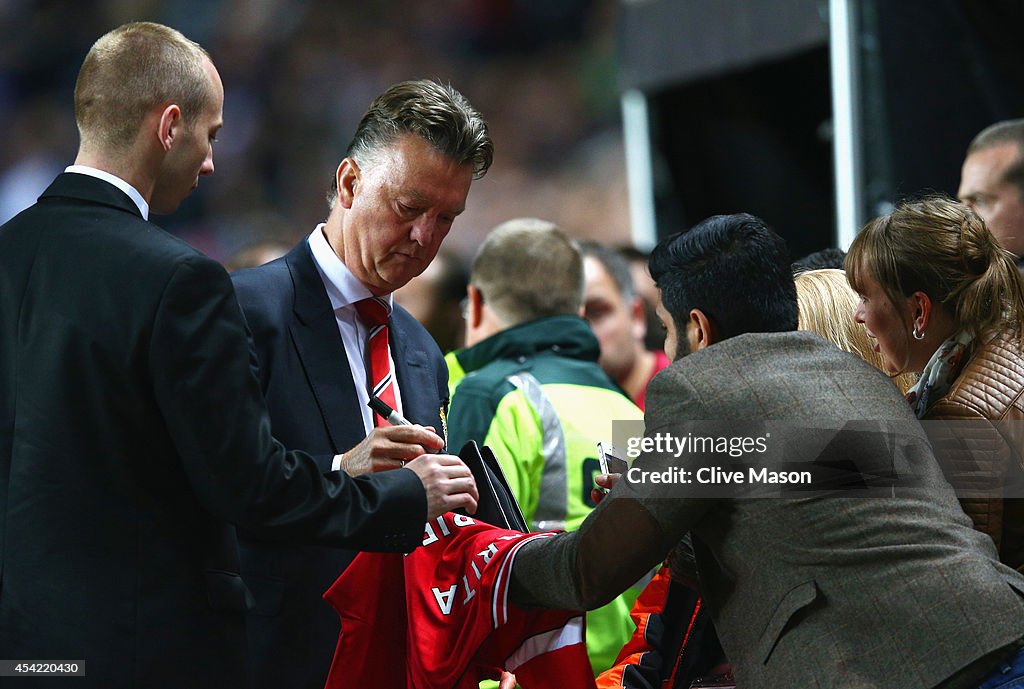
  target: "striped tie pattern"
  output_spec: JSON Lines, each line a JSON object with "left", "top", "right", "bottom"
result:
{"left": 354, "top": 297, "right": 397, "bottom": 426}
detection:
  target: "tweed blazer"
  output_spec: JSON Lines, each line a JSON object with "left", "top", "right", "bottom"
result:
{"left": 511, "top": 331, "right": 1024, "bottom": 689}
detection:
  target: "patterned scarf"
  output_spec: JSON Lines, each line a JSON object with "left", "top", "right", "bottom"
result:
{"left": 905, "top": 329, "right": 975, "bottom": 418}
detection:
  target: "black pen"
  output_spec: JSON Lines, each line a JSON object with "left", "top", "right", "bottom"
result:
{"left": 368, "top": 395, "right": 412, "bottom": 426}
{"left": 369, "top": 396, "right": 444, "bottom": 456}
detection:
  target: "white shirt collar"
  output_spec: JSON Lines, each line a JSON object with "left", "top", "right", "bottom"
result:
{"left": 307, "top": 224, "right": 393, "bottom": 311}
{"left": 65, "top": 165, "right": 150, "bottom": 220}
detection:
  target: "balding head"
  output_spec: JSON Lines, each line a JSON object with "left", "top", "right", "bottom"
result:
{"left": 74, "top": 22, "right": 212, "bottom": 150}
{"left": 959, "top": 119, "right": 1024, "bottom": 257}
{"left": 470, "top": 218, "right": 583, "bottom": 328}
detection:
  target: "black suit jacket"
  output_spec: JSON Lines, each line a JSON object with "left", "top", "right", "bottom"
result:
{"left": 231, "top": 239, "right": 449, "bottom": 689}
{"left": 0, "top": 174, "right": 428, "bottom": 689}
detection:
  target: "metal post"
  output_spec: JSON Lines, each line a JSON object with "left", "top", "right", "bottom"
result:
{"left": 829, "top": 0, "right": 862, "bottom": 249}
{"left": 622, "top": 88, "right": 658, "bottom": 250}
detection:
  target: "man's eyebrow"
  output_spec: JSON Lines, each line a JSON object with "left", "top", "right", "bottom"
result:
{"left": 399, "top": 188, "right": 465, "bottom": 215}
{"left": 395, "top": 189, "right": 430, "bottom": 207}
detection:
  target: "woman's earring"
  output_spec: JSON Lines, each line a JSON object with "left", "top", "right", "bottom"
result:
{"left": 912, "top": 325, "right": 925, "bottom": 341}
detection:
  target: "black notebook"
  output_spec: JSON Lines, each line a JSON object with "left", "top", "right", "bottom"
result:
{"left": 456, "top": 440, "right": 529, "bottom": 533}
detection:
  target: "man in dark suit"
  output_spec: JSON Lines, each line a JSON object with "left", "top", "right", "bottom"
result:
{"left": 0, "top": 24, "right": 478, "bottom": 689}
{"left": 230, "top": 79, "right": 493, "bottom": 689}
{"left": 509, "top": 214, "right": 1024, "bottom": 688}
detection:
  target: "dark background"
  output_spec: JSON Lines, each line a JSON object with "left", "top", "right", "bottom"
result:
{"left": 3, "top": 0, "right": 1023, "bottom": 263}
{"left": 621, "top": 0, "right": 1024, "bottom": 257}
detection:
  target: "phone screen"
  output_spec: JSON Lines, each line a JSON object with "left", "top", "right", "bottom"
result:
{"left": 597, "top": 442, "right": 629, "bottom": 476}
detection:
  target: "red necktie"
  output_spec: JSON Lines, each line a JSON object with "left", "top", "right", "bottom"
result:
{"left": 355, "top": 297, "right": 397, "bottom": 426}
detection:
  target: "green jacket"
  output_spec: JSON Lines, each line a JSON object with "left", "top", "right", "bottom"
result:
{"left": 446, "top": 315, "right": 645, "bottom": 673}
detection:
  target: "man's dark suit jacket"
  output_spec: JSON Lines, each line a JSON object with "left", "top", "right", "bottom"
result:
{"left": 0, "top": 174, "right": 429, "bottom": 689}
{"left": 231, "top": 239, "right": 449, "bottom": 689}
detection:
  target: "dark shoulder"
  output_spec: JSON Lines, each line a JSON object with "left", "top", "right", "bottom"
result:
{"left": 122, "top": 227, "right": 233, "bottom": 299}
{"left": 392, "top": 302, "right": 445, "bottom": 362}
{"left": 19, "top": 191, "right": 203, "bottom": 268}
{"left": 226, "top": 256, "right": 299, "bottom": 343}
{"left": 231, "top": 256, "right": 292, "bottom": 307}
{"left": 4, "top": 182, "right": 232, "bottom": 312}
{"left": 390, "top": 301, "right": 422, "bottom": 331}
{"left": 80, "top": 207, "right": 225, "bottom": 290}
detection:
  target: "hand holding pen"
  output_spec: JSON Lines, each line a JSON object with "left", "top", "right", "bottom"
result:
{"left": 365, "top": 395, "right": 479, "bottom": 520}
{"left": 335, "top": 397, "right": 444, "bottom": 476}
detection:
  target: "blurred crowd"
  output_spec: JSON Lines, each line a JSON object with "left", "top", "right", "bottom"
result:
{"left": 0, "top": 0, "right": 630, "bottom": 260}
{"left": 8, "top": 8, "right": 1024, "bottom": 688}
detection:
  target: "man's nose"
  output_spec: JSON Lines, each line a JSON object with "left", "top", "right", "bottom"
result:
{"left": 410, "top": 219, "right": 439, "bottom": 246}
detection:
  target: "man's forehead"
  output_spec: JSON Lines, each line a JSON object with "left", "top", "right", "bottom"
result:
{"left": 584, "top": 258, "right": 620, "bottom": 291}
{"left": 961, "top": 148, "right": 1008, "bottom": 197}
{"left": 583, "top": 255, "right": 606, "bottom": 278}
{"left": 969, "top": 141, "right": 1022, "bottom": 172}
{"left": 380, "top": 168, "right": 470, "bottom": 214}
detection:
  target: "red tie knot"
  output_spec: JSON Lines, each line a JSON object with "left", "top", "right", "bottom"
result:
{"left": 354, "top": 297, "right": 390, "bottom": 327}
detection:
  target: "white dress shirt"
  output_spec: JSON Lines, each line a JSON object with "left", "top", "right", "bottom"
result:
{"left": 65, "top": 165, "right": 150, "bottom": 220}
{"left": 307, "top": 225, "right": 405, "bottom": 471}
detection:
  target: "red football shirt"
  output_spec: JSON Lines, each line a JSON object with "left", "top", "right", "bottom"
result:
{"left": 323, "top": 513, "right": 597, "bottom": 689}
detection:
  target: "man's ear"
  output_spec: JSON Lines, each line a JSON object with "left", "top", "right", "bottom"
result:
{"left": 629, "top": 296, "right": 647, "bottom": 341}
{"left": 157, "top": 104, "right": 182, "bottom": 152}
{"left": 467, "top": 284, "right": 485, "bottom": 330}
{"left": 336, "top": 158, "right": 360, "bottom": 210}
{"left": 688, "top": 308, "right": 718, "bottom": 351}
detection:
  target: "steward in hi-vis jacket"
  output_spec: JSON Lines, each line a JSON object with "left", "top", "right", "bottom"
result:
{"left": 446, "top": 314, "right": 645, "bottom": 673}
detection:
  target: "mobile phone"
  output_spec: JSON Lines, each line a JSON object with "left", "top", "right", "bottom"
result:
{"left": 597, "top": 441, "right": 629, "bottom": 477}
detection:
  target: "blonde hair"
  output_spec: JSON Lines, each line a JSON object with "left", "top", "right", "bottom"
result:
{"left": 846, "top": 195, "right": 1024, "bottom": 339}
{"left": 74, "top": 22, "right": 211, "bottom": 148}
{"left": 796, "top": 269, "right": 916, "bottom": 393}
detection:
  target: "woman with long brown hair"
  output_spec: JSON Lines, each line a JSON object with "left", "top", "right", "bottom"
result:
{"left": 846, "top": 195, "right": 1024, "bottom": 569}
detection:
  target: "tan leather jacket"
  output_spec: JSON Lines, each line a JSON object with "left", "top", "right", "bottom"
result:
{"left": 924, "top": 330, "right": 1024, "bottom": 570}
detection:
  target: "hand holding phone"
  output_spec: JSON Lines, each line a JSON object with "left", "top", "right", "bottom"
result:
{"left": 595, "top": 442, "right": 629, "bottom": 500}
{"left": 597, "top": 442, "right": 629, "bottom": 476}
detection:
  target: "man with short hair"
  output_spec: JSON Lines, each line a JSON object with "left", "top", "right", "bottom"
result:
{"left": 0, "top": 25, "right": 477, "bottom": 689}
{"left": 445, "top": 219, "right": 644, "bottom": 673}
{"left": 230, "top": 79, "right": 493, "bottom": 689}
{"left": 581, "top": 242, "right": 669, "bottom": 410}
{"left": 510, "top": 213, "right": 1024, "bottom": 689}
{"left": 958, "top": 118, "right": 1024, "bottom": 262}
{"left": 619, "top": 246, "right": 664, "bottom": 352}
